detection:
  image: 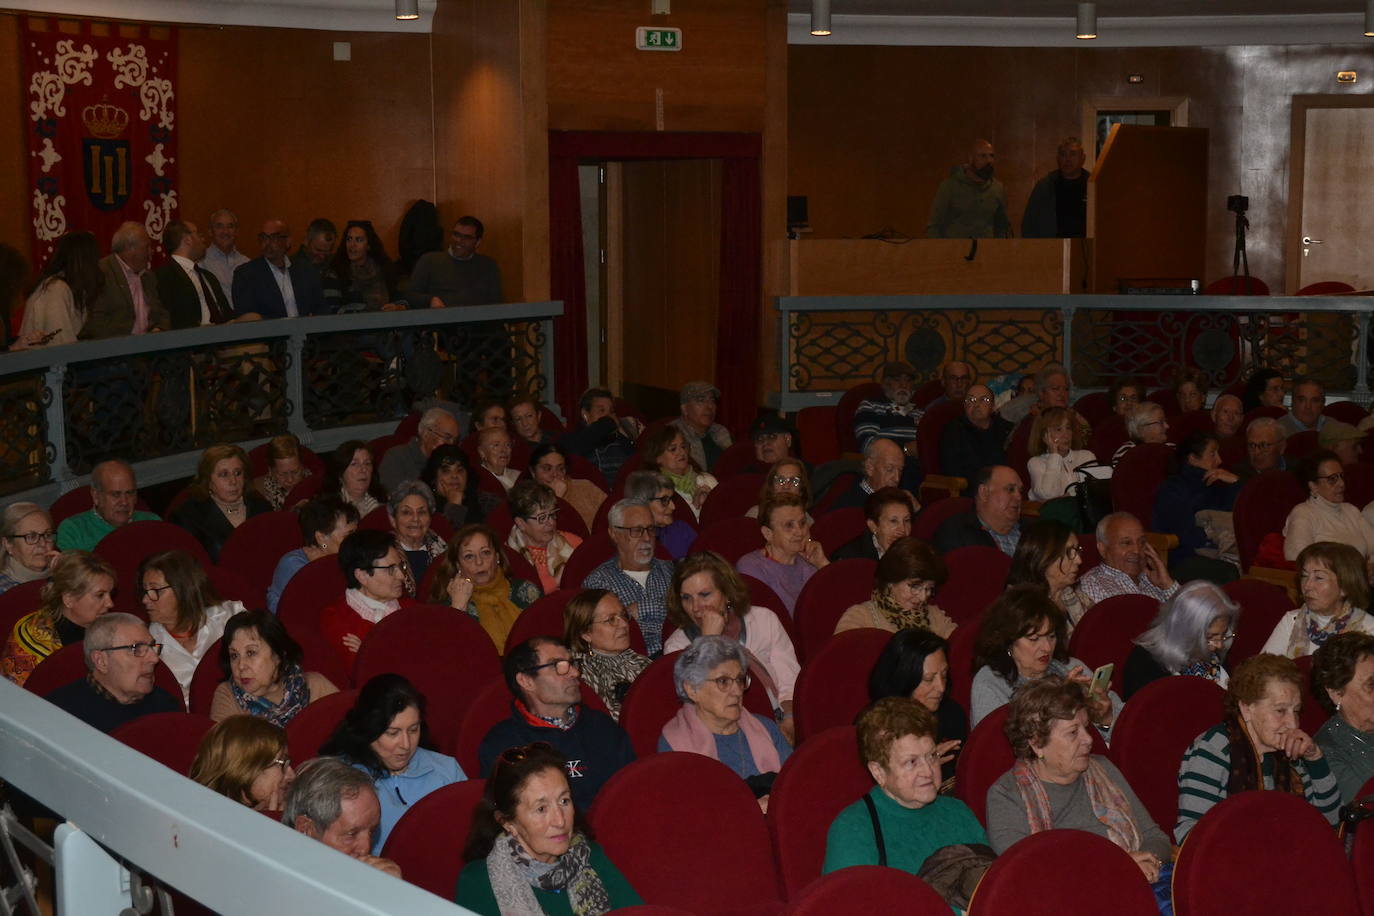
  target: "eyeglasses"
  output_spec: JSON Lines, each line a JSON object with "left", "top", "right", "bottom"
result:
{"left": 141, "top": 584, "right": 174, "bottom": 600}
{"left": 260, "top": 232, "right": 289, "bottom": 241}
{"left": 498, "top": 741, "right": 554, "bottom": 768}
{"left": 772, "top": 476, "right": 802, "bottom": 487}
{"left": 369, "top": 563, "right": 406, "bottom": 575}
{"left": 706, "top": 674, "right": 751, "bottom": 692}
{"left": 523, "top": 511, "right": 559, "bottom": 525}
{"left": 652, "top": 494, "right": 675, "bottom": 506}
{"left": 593, "top": 612, "right": 630, "bottom": 627}
{"left": 523, "top": 658, "right": 579, "bottom": 677}
{"left": 452, "top": 231, "right": 479, "bottom": 241}
{"left": 1317, "top": 472, "right": 1345, "bottom": 484}
{"left": 1063, "top": 545, "right": 1084, "bottom": 558}
{"left": 1116, "top": 394, "right": 1140, "bottom": 403}
{"left": 423, "top": 425, "right": 457, "bottom": 444}
{"left": 99, "top": 641, "right": 163, "bottom": 658}
{"left": 1247, "top": 440, "right": 1278, "bottom": 450}
{"left": 7, "top": 531, "right": 55, "bottom": 545}
{"left": 1207, "top": 631, "right": 1237, "bottom": 644}
{"left": 271, "top": 755, "right": 291, "bottom": 772}
{"left": 964, "top": 395, "right": 993, "bottom": 405}
{"left": 612, "top": 525, "right": 656, "bottom": 539}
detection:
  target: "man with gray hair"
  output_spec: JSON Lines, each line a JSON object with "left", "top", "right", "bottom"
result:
{"left": 1021, "top": 136, "right": 1090, "bottom": 239}
{"left": 583, "top": 498, "right": 675, "bottom": 655}
{"left": 199, "top": 208, "right": 251, "bottom": 308}
{"left": 998, "top": 362, "right": 1072, "bottom": 426}
{"left": 45, "top": 612, "right": 180, "bottom": 733}
{"left": 672, "top": 380, "right": 733, "bottom": 472}
{"left": 56, "top": 459, "right": 159, "bottom": 551}
{"left": 379, "top": 406, "right": 464, "bottom": 493}
{"left": 1078, "top": 512, "right": 1178, "bottom": 608}
{"left": 284, "top": 758, "right": 401, "bottom": 877}
{"left": 832, "top": 437, "right": 909, "bottom": 511}
{"left": 1233, "top": 416, "right": 1288, "bottom": 481}
{"left": 1112, "top": 401, "right": 1171, "bottom": 466}
{"left": 79, "top": 221, "right": 169, "bottom": 339}
{"left": 1211, "top": 393, "right": 1244, "bottom": 439}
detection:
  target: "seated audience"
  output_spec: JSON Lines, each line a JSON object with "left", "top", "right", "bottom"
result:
{"left": 1027, "top": 407, "right": 1094, "bottom": 502}
{"left": 231, "top": 218, "right": 325, "bottom": 320}
{"left": 295, "top": 217, "right": 337, "bottom": 286}
{"left": 1211, "top": 393, "right": 1244, "bottom": 439}
{"left": 529, "top": 442, "right": 604, "bottom": 532}
{"left": 933, "top": 465, "right": 1023, "bottom": 557}
{"left": 55, "top": 459, "right": 158, "bottom": 551}
{"left": 663, "top": 552, "right": 800, "bottom": 741}
{"left": 970, "top": 586, "right": 1122, "bottom": 730}
{"left": 46, "top": 613, "right": 181, "bottom": 732}
{"left": 939, "top": 383, "right": 1013, "bottom": 485}
{"left": 190, "top": 716, "right": 295, "bottom": 811}
{"left": 320, "top": 673, "right": 466, "bottom": 852}
{"left": 1112, "top": 401, "right": 1169, "bottom": 467}
{"left": 1108, "top": 377, "right": 1144, "bottom": 420}
{"left": 323, "top": 219, "right": 398, "bottom": 312}
{"left": 1280, "top": 377, "right": 1327, "bottom": 435}
{"left": 0, "top": 502, "right": 59, "bottom": 594}
{"left": 139, "top": 549, "right": 242, "bottom": 703}
{"left": 745, "top": 457, "right": 813, "bottom": 519}
{"left": 1078, "top": 512, "right": 1178, "bottom": 608}
{"left": 478, "top": 638, "right": 636, "bottom": 812}
{"left": 641, "top": 425, "right": 717, "bottom": 518}
{"left": 476, "top": 426, "right": 520, "bottom": 493}
{"left": 832, "top": 437, "right": 907, "bottom": 511}
{"left": 80, "top": 221, "right": 170, "bottom": 338}
{"left": 284, "top": 758, "right": 401, "bottom": 877}
{"left": 625, "top": 470, "right": 696, "bottom": 559}
{"left": 560, "top": 387, "right": 642, "bottom": 487}
{"left": 1321, "top": 420, "right": 1367, "bottom": 465}
{"left": 1006, "top": 519, "right": 1088, "bottom": 630}
{"left": 327, "top": 440, "right": 386, "bottom": 518}
{"left": 868, "top": 629, "right": 967, "bottom": 787}
{"left": 1174, "top": 368, "right": 1208, "bottom": 414}
{"left": 171, "top": 443, "right": 270, "bottom": 562}
{"left": 506, "top": 481, "right": 583, "bottom": 595}
{"left": 1176, "top": 653, "right": 1339, "bottom": 842}
{"left": 583, "top": 499, "right": 674, "bottom": 656}
{"left": 833, "top": 486, "right": 914, "bottom": 561}
{"left": 929, "top": 360, "right": 976, "bottom": 407}
{"left": 1261, "top": 541, "right": 1374, "bottom": 658}
{"left": 421, "top": 443, "right": 482, "bottom": 528}
{"left": 1124, "top": 580, "right": 1239, "bottom": 699}
{"left": 1233, "top": 416, "right": 1287, "bottom": 480}
{"left": 1284, "top": 450, "right": 1374, "bottom": 561}
{"left": 671, "top": 380, "right": 733, "bottom": 472}
{"left": 428, "top": 524, "right": 541, "bottom": 651}
{"left": 998, "top": 363, "right": 1071, "bottom": 427}
{"left": 252, "top": 434, "right": 311, "bottom": 510}
{"left": 836, "top": 537, "right": 953, "bottom": 637}
{"left": 388, "top": 480, "right": 446, "bottom": 586}
{"left": 1311, "top": 632, "right": 1374, "bottom": 804}
{"left": 736, "top": 493, "right": 827, "bottom": 617}
{"left": 659, "top": 635, "right": 792, "bottom": 807}
{"left": 379, "top": 407, "right": 463, "bottom": 494}
{"left": 405, "top": 214, "right": 501, "bottom": 308}
{"left": 854, "top": 361, "right": 923, "bottom": 455}
{"left": 156, "top": 218, "right": 231, "bottom": 328}
{"left": 458, "top": 742, "right": 641, "bottom": 914}
{"left": 320, "top": 530, "right": 417, "bottom": 668}
{"left": 472, "top": 401, "right": 509, "bottom": 433}
{"left": 1241, "top": 368, "right": 1285, "bottom": 414}
{"left": 1151, "top": 432, "right": 1242, "bottom": 579}
{"left": 267, "top": 496, "right": 360, "bottom": 613}
{"left": 510, "top": 395, "right": 556, "bottom": 448}
{"left": 2, "top": 551, "right": 114, "bottom": 686}
{"left": 211, "top": 609, "right": 339, "bottom": 724}
{"left": 18, "top": 230, "right": 100, "bottom": 346}
{"left": 199, "top": 208, "right": 249, "bottom": 306}
{"left": 565, "top": 589, "right": 651, "bottom": 721}
{"left": 748, "top": 415, "right": 801, "bottom": 474}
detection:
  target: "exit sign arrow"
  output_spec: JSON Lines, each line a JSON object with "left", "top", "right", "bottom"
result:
{"left": 636, "top": 26, "right": 682, "bottom": 51}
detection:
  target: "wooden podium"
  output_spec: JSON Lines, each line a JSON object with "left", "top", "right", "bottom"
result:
{"left": 785, "top": 238, "right": 1083, "bottom": 296}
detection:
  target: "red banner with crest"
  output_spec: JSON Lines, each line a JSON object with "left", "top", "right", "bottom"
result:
{"left": 23, "top": 16, "right": 178, "bottom": 269}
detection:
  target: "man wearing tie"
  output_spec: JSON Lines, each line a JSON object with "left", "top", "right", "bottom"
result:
{"left": 79, "top": 222, "right": 170, "bottom": 339}
{"left": 155, "top": 220, "right": 232, "bottom": 329}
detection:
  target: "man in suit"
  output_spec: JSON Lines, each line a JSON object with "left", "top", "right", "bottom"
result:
{"left": 79, "top": 221, "right": 169, "bottom": 339}
{"left": 231, "top": 218, "right": 326, "bottom": 319}
{"left": 155, "top": 219, "right": 231, "bottom": 329}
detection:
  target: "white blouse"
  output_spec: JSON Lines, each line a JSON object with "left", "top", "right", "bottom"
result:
{"left": 148, "top": 601, "right": 241, "bottom": 704}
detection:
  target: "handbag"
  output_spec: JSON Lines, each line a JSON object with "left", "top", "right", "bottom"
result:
{"left": 1066, "top": 460, "right": 1114, "bottom": 533}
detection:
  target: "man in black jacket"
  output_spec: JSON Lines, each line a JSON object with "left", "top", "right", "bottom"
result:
{"left": 939, "top": 384, "right": 1013, "bottom": 484}
{"left": 231, "top": 218, "right": 326, "bottom": 319}
{"left": 155, "top": 219, "right": 231, "bottom": 329}
{"left": 560, "top": 387, "right": 644, "bottom": 487}
{"left": 933, "top": 465, "right": 1023, "bottom": 556}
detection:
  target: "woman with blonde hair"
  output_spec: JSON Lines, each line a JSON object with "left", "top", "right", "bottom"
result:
{"left": 190, "top": 716, "right": 295, "bottom": 810}
{"left": 1, "top": 551, "right": 114, "bottom": 686}
{"left": 1026, "top": 407, "right": 1095, "bottom": 502}
{"left": 171, "top": 442, "right": 270, "bottom": 561}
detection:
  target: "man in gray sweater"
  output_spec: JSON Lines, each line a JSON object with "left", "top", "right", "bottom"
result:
{"left": 405, "top": 215, "right": 502, "bottom": 308}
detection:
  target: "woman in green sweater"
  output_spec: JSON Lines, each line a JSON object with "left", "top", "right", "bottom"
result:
{"left": 456, "top": 742, "right": 641, "bottom": 915}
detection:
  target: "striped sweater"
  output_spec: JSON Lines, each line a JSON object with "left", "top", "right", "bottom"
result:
{"left": 1176, "top": 723, "right": 1341, "bottom": 842}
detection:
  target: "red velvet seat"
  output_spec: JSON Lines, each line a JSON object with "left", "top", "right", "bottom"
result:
{"left": 1087, "top": 413, "right": 1129, "bottom": 466}
{"left": 810, "top": 471, "right": 859, "bottom": 516}
{"left": 275, "top": 555, "right": 351, "bottom": 689}
{"left": 48, "top": 486, "right": 153, "bottom": 526}
{"left": 502, "top": 587, "right": 580, "bottom": 654}
{"left": 1352, "top": 774, "right": 1374, "bottom": 916}
{"left": 711, "top": 439, "right": 763, "bottom": 480}
{"left": 112, "top": 712, "right": 215, "bottom": 776}
{"left": 1232, "top": 469, "right": 1306, "bottom": 572}
{"left": 792, "top": 629, "right": 890, "bottom": 743}
{"left": 1241, "top": 404, "right": 1286, "bottom": 428}
{"left": 688, "top": 516, "right": 766, "bottom": 564}
{"left": 284, "top": 688, "right": 358, "bottom": 764}
{"left": 501, "top": 546, "right": 544, "bottom": 596}
{"left": 945, "top": 621, "right": 979, "bottom": 719}
{"left": 589, "top": 753, "right": 784, "bottom": 915}
{"left": 1285, "top": 428, "right": 1321, "bottom": 460}
{"left": 0, "top": 580, "right": 46, "bottom": 647}
{"left": 836, "top": 382, "right": 884, "bottom": 456}
{"left": 1076, "top": 532, "right": 1101, "bottom": 574}
{"left": 1108, "top": 675, "right": 1225, "bottom": 843}
{"left": 356, "top": 505, "right": 391, "bottom": 532}
{"left": 911, "top": 494, "right": 973, "bottom": 545}
{"left": 699, "top": 473, "right": 766, "bottom": 529}
{"left": 809, "top": 507, "right": 866, "bottom": 557}
{"left": 795, "top": 405, "right": 839, "bottom": 466}
{"left": 1296, "top": 280, "right": 1356, "bottom": 296}
{"left": 968, "top": 829, "right": 1158, "bottom": 915}
{"left": 1293, "top": 654, "right": 1327, "bottom": 736}
{"left": 1147, "top": 387, "right": 1181, "bottom": 415}
{"left": 380, "top": 778, "right": 488, "bottom": 899}
{"left": 792, "top": 558, "right": 877, "bottom": 663}
{"left": 187, "top": 639, "right": 224, "bottom": 715}
{"left": 912, "top": 378, "right": 943, "bottom": 409}
{"left": 785, "top": 865, "right": 948, "bottom": 914}
{"left": 557, "top": 532, "right": 620, "bottom": 590}
{"left": 207, "top": 564, "right": 266, "bottom": 613}
{"left": 916, "top": 398, "right": 965, "bottom": 476}
{"left": 1204, "top": 275, "right": 1270, "bottom": 295}
{"left": 1109, "top": 443, "right": 1173, "bottom": 529}
{"left": 452, "top": 676, "right": 610, "bottom": 776}
{"left": 1323, "top": 400, "right": 1368, "bottom": 426}
{"left": 1164, "top": 408, "right": 1214, "bottom": 446}
{"left": 739, "top": 575, "right": 799, "bottom": 647}
{"left": 94, "top": 521, "right": 211, "bottom": 615}
{"left": 1222, "top": 578, "right": 1293, "bottom": 665}
{"left": 1072, "top": 391, "right": 1112, "bottom": 427}
{"left": 1066, "top": 593, "right": 1160, "bottom": 694}
{"left": 617, "top": 651, "right": 774, "bottom": 758}
{"left": 394, "top": 410, "right": 422, "bottom": 438}
{"left": 1343, "top": 461, "right": 1374, "bottom": 509}
{"left": 1172, "top": 791, "right": 1358, "bottom": 916}
{"left": 352, "top": 604, "right": 502, "bottom": 754}
{"left": 933, "top": 546, "right": 1010, "bottom": 627}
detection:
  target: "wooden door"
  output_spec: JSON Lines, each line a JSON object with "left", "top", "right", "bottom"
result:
{"left": 1288, "top": 98, "right": 1374, "bottom": 293}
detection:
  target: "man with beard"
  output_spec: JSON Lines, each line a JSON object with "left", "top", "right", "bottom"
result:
{"left": 926, "top": 138, "right": 1011, "bottom": 239}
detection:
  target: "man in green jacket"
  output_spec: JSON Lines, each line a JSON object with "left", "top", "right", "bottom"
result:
{"left": 926, "top": 138, "right": 1011, "bottom": 239}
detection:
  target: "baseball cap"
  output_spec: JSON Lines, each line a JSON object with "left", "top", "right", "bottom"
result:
{"left": 680, "top": 381, "right": 720, "bottom": 403}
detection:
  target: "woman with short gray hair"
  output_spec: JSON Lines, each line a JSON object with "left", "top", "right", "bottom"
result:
{"left": 1123, "top": 580, "right": 1240, "bottom": 699}
{"left": 1112, "top": 402, "right": 1171, "bottom": 467}
{"left": 625, "top": 469, "right": 696, "bottom": 558}
{"left": 0, "top": 502, "right": 58, "bottom": 594}
{"left": 388, "top": 479, "right": 445, "bottom": 588}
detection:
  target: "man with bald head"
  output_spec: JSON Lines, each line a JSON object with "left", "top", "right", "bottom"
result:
{"left": 79, "top": 222, "right": 169, "bottom": 339}
{"left": 928, "top": 361, "right": 976, "bottom": 408}
{"left": 56, "top": 459, "right": 159, "bottom": 551}
{"left": 832, "top": 437, "right": 911, "bottom": 510}
{"left": 939, "top": 383, "right": 1013, "bottom": 483}
{"left": 231, "top": 218, "right": 326, "bottom": 319}
{"left": 926, "top": 138, "right": 1011, "bottom": 239}
{"left": 1078, "top": 512, "right": 1178, "bottom": 608}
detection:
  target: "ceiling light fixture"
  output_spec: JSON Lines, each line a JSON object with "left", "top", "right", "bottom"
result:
{"left": 395, "top": 0, "right": 419, "bottom": 20}
{"left": 811, "top": 0, "right": 832, "bottom": 37}
{"left": 1076, "top": 1, "right": 1097, "bottom": 39}
{"left": 1365, "top": 0, "right": 1373, "bottom": 37}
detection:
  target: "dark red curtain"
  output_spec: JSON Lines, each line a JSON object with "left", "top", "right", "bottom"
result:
{"left": 547, "top": 131, "right": 763, "bottom": 433}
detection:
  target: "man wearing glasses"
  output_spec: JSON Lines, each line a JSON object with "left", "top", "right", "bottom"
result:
{"left": 939, "top": 383, "right": 1013, "bottom": 484}
{"left": 478, "top": 637, "right": 635, "bottom": 812}
{"left": 405, "top": 216, "right": 502, "bottom": 309}
{"left": 46, "top": 613, "right": 179, "bottom": 733}
{"left": 230, "top": 218, "right": 326, "bottom": 320}
{"left": 379, "top": 406, "right": 464, "bottom": 494}
{"left": 585, "top": 500, "right": 675, "bottom": 655}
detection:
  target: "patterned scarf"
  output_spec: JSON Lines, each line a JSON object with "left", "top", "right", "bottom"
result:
{"left": 1286, "top": 605, "right": 1369, "bottom": 658}
{"left": 871, "top": 587, "right": 932, "bottom": 631}
{"left": 1178, "top": 652, "right": 1224, "bottom": 682}
{"left": 1224, "top": 712, "right": 1305, "bottom": 798}
{"left": 575, "top": 650, "right": 651, "bottom": 721}
{"left": 1011, "top": 757, "right": 1142, "bottom": 853}
{"left": 486, "top": 831, "right": 610, "bottom": 916}
{"left": 230, "top": 663, "right": 310, "bottom": 727}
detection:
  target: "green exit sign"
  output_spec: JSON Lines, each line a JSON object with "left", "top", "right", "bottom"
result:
{"left": 635, "top": 27, "right": 682, "bottom": 51}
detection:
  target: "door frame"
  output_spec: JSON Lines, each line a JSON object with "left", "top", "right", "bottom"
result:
{"left": 1079, "top": 96, "right": 1189, "bottom": 171}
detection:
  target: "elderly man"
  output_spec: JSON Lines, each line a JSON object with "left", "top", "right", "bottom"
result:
{"left": 478, "top": 637, "right": 635, "bottom": 812}
{"left": 1232, "top": 416, "right": 1287, "bottom": 480}
{"left": 832, "top": 437, "right": 908, "bottom": 511}
{"left": 406, "top": 216, "right": 502, "bottom": 308}
{"left": 199, "top": 208, "right": 251, "bottom": 308}
{"left": 294, "top": 218, "right": 337, "bottom": 286}
{"left": 1321, "top": 420, "right": 1368, "bottom": 465}
{"left": 155, "top": 219, "right": 231, "bottom": 329}
{"left": 927, "top": 361, "right": 975, "bottom": 407}
{"left": 79, "top": 222, "right": 169, "bottom": 339}
{"left": 476, "top": 426, "right": 519, "bottom": 491}
{"left": 671, "top": 381, "right": 733, "bottom": 472}
{"left": 46, "top": 613, "right": 180, "bottom": 733}
{"left": 284, "top": 758, "right": 401, "bottom": 877}
{"left": 56, "top": 460, "right": 159, "bottom": 551}
{"left": 998, "top": 363, "right": 1072, "bottom": 426}
{"left": 854, "top": 361, "right": 923, "bottom": 453}
{"left": 560, "top": 387, "right": 643, "bottom": 486}
{"left": 1211, "top": 393, "right": 1244, "bottom": 439}
{"left": 927, "top": 138, "right": 1011, "bottom": 239}
{"left": 1281, "top": 378, "right": 1328, "bottom": 435}
{"left": 1021, "top": 136, "right": 1090, "bottom": 239}
{"left": 939, "top": 383, "right": 1013, "bottom": 484}
{"left": 933, "top": 464, "right": 1023, "bottom": 556}
{"left": 1077, "top": 512, "right": 1179, "bottom": 608}
{"left": 231, "top": 218, "right": 326, "bottom": 319}
{"left": 747, "top": 415, "right": 802, "bottom": 473}
{"left": 583, "top": 499, "right": 674, "bottom": 655}
{"left": 379, "top": 407, "right": 463, "bottom": 493}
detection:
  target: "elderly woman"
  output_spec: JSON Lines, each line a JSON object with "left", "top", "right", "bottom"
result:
{"left": 987, "top": 677, "right": 1173, "bottom": 890}
{"left": 1027, "top": 407, "right": 1096, "bottom": 502}
{"left": 171, "top": 443, "right": 271, "bottom": 562}
{"left": 1312, "top": 632, "right": 1374, "bottom": 803}
{"left": 473, "top": 401, "right": 509, "bottom": 433}
{"left": 1284, "top": 450, "right": 1374, "bottom": 561}
{"left": 1174, "top": 368, "right": 1208, "bottom": 414}
{"left": 745, "top": 457, "right": 814, "bottom": 520}
{"left": 266, "top": 496, "right": 359, "bottom": 613}
{"left": 736, "top": 492, "right": 827, "bottom": 617}
{"left": 833, "top": 488, "right": 917, "bottom": 562}
{"left": 835, "top": 536, "right": 954, "bottom": 636}
{"left": 421, "top": 444, "right": 481, "bottom": 529}
{"left": 457, "top": 742, "right": 642, "bottom": 914}
{"left": 1151, "top": 431, "right": 1242, "bottom": 574}
{"left": 321, "top": 673, "right": 467, "bottom": 852}
{"left": 428, "top": 523, "right": 542, "bottom": 651}
{"left": 970, "top": 586, "right": 1123, "bottom": 730}
{"left": 139, "top": 549, "right": 243, "bottom": 703}
{"left": 511, "top": 395, "right": 556, "bottom": 448}
{"left": 476, "top": 426, "right": 520, "bottom": 493}
{"left": 506, "top": 480, "right": 583, "bottom": 595}
{"left": 625, "top": 469, "right": 695, "bottom": 559}
{"left": 565, "top": 589, "right": 650, "bottom": 721}
{"left": 326, "top": 440, "right": 385, "bottom": 518}
{"left": 1110, "top": 377, "right": 1145, "bottom": 419}
{"left": 868, "top": 629, "right": 967, "bottom": 787}
{"left": 1242, "top": 368, "right": 1286, "bottom": 413}
{"left": 1, "top": 551, "right": 114, "bottom": 686}
{"left": 641, "top": 426, "right": 717, "bottom": 518}
{"left": 663, "top": 552, "right": 800, "bottom": 741}
{"left": 1007, "top": 519, "right": 1088, "bottom": 630}
{"left": 210, "top": 609, "right": 339, "bottom": 725}
{"left": 530, "top": 442, "right": 605, "bottom": 532}
{"left": 190, "top": 716, "right": 295, "bottom": 811}
{"left": 659, "top": 635, "right": 792, "bottom": 802}
{"left": 1112, "top": 401, "right": 1170, "bottom": 467}
{"left": 1261, "top": 541, "right": 1374, "bottom": 658}
{"left": 389, "top": 479, "right": 446, "bottom": 586}
{"left": 0, "top": 502, "right": 59, "bottom": 594}
{"left": 1124, "top": 580, "right": 1240, "bottom": 699}
{"left": 1177, "top": 653, "right": 1341, "bottom": 841}
{"left": 320, "top": 529, "right": 418, "bottom": 667}
{"left": 252, "top": 434, "right": 311, "bottom": 510}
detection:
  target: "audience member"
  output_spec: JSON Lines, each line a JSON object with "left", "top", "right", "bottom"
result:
{"left": 427, "top": 524, "right": 541, "bottom": 650}
{"left": 171, "top": 443, "right": 271, "bottom": 562}
{"left": 199, "top": 208, "right": 251, "bottom": 309}
{"left": 583, "top": 500, "right": 674, "bottom": 656}
{"left": 421, "top": 444, "right": 482, "bottom": 529}
{"left": 998, "top": 363, "right": 1071, "bottom": 426}
{"left": 868, "top": 630, "right": 967, "bottom": 787}
{"left": 1280, "top": 377, "right": 1327, "bottom": 435}
{"left": 853, "top": 361, "right": 923, "bottom": 460}
{"left": 835, "top": 536, "right": 953, "bottom": 636}
{"left": 529, "top": 442, "right": 604, "bottom": 532}
{"left": 832, "top": 486, "right": 914, "bottom": 561}
{"left": 473, "top": 401, "right": 509, "bottom": 432}
{"left": 294, "top": 218, "right": 337, "bottom": 287}
{"left": 506, "top": 480, "right": 582, "bottom": 595}
{"left": 641, "top": 425, "right": 717, "bottom": 518}
{"left": 406, "top": 215, "right": 502, "bottom": 308}
{"left": 80, "top": 221, "right": 168, "bottom": 339}
{"left": 56, "top": 459, "right": 159, "bottom": 551}
{"left": 625, "top": 470, "right": 696, "bottom": 559}
{"left": 939, "top": 383, "right": 1012, "bottom": 485}
{"left": 926, "top": 138, "right": 1010, "bottom": 239}
{"left": 139, "top": 549, "right": 241, "bottom": 703}
{"left": 560, "top": 387, "right": 643, "bottom": 487}
{"left": 190, "top": 716, "right": 295, "bottom": 811}
{"left": 748, "top": 415, "right": 799, "bottom": 472}
{"left": 1174, "top": 368, "right": 1208, "bottom": 414}
{"left": 320, "top": 529, "right": 417, "bottom": 668}
{"left": 267, "top": 496, "right": 360, "bottom": 613}
{"left": 231, "top": 218, "right": 326, "bottom": 319}
{"left": 329, "top": 440, "right": 387, "bottom": 518}
{"left": 1077, "top": 512, "right": 1178, "bottom": 608}
{"left": 933, "top": 465, "right": 1023, "bottom": 556}
{"left": 737, "top": 492, "right": 826, "bottom": 616}
{"left": 831, "top": 437, "right": 906, "bottom": 511}
{"left": 1311, "top": 632, "right": 1374, "bottom": 804}
{"left": 1112, "top": 401, "right": 1169, "bottom": 467}
{"left": 1, "top": 551, "right": 114, "bottom": 686}
{"left": 324, "top": 220, "right": 398, "bottom": 312}
{"left": 564, "top": 589, "right": 651, "bottom": 721}
{"left": 476, "top": 426, "right": 520, "bottom": 493}
{"left": 0, "top": 503, "right": 59, "bottom": 594}
{"left": 1262, "top": 541, "right": 1374, "bottom": 658}
{"left": 210, "top": 609, "right": 339, "bottom": 724}
{"left": 1026, "top": 407, "right": 1094, "bottom": 501}
{"left": 379, "top": 407, "right": 462, "bottom": 493}
{"left": 1241, "top": 368, "right": 1285, "bottom": 413}
{"left": 387, "top": 480, "right": 446, "bottom": 586}
{"left": 1233, "top": 416, "right": 1287, "bottom": 480}
{"left": 18, "top": 230, "right": 101, "bottom": 346}
{"left": 1321, "top": 420, "right": 1367, "bottom": 465}
{"left": 283, "top": 758, "right": 401, "bottom": 877}
{"left": 252, "top": 433, "right": 312, "bottom": 510}
{"left": 1020, "top": 137, "right": 1089, "bottom": 239}
{"left": 1108, "top": 377, "right": 1144, "bottom": 419}
{"left": 671, "top": 380, "right": 733, "bottom": 472}
{"left": 155, "top": 218, "right": 231, "bottom": 328}
{"left": 1123, "top": 580, "right": 1238, "bottom": 699}
{"left": 1006, "top": 519, "right": 1088, "bottom": 630}
{"left": 929, "top": 361, "right": 976, "bottom": 407}
{"left": 1151, "top": 432, "right": 1241, "bottom": 579}
{"left": 1284, "top": 451, "right": 1374, "bottom": 561}
{"left": 1211, "top": 393, "right": 1244, "bottom": 439}
{"left": 510, "top": 396, "right": 555, "bottom": 448}
{"left": 46, "top": 612, "right": 181, "bottom": 732}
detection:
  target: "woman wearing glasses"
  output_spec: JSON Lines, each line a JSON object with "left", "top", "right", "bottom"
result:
{"left": 428, "top": 524, "right": 542, "bottom": 651}
{"left": 0, "top": 502, "right": 59, "bottom": 594}
{"left": 737, "top": 492, "right": 827, "bottom": 618}
{"left": 190, "top": 716, "right": 296, "bottom": 811}
{"left": 388, "top": 480, "right": 446, "bottom": 587}
{"left": 528, "top": 442, "right": 605, "bottom": 532}
{"left": 659, "top": 635, "right": 792, "bottom": 808}
{"left": 1283, "top": 450, "right": 1374, "bottom": 562}
{"left": 1261, "top": 541, "right": 1374, "bottom": 659}
{"left": 564, "top": 589, "right": 650, "bottom": 721}
{"left": 624, "top": 470, "right": 695, "bottom": 560}
{"left": 320, "top": 529, "right": 418, "bottom": 669}
{"left": 1006, "top": 519, "right": 1089, "bottom": 631}
{"left": 2, "top": 551, "right": 114, "bottom": 686}
{"left": 745, "top": 458, "right": 813, "bottom": 520}
{"left": 1124, "top": 580, "right": 1240, "bottom": 699}
{"left": 139, "top": 549, "right": 243, "bottom": 704}
{"left": 506, "top": 481, "right": 583, "bottom": 595}
{"left": 835, "top": 536, "right": 954, "bottom": 637}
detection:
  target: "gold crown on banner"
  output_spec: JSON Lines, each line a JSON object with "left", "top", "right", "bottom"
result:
{"left": 82, "top": 100, "right": 130, "bottom": 139}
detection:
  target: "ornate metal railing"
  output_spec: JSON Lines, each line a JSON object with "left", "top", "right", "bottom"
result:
{"left": 0, "top": 303, "right": 562, "bottom": 500}
{"left": 775, "top": 294, "right": 1371, "bottom": 410}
